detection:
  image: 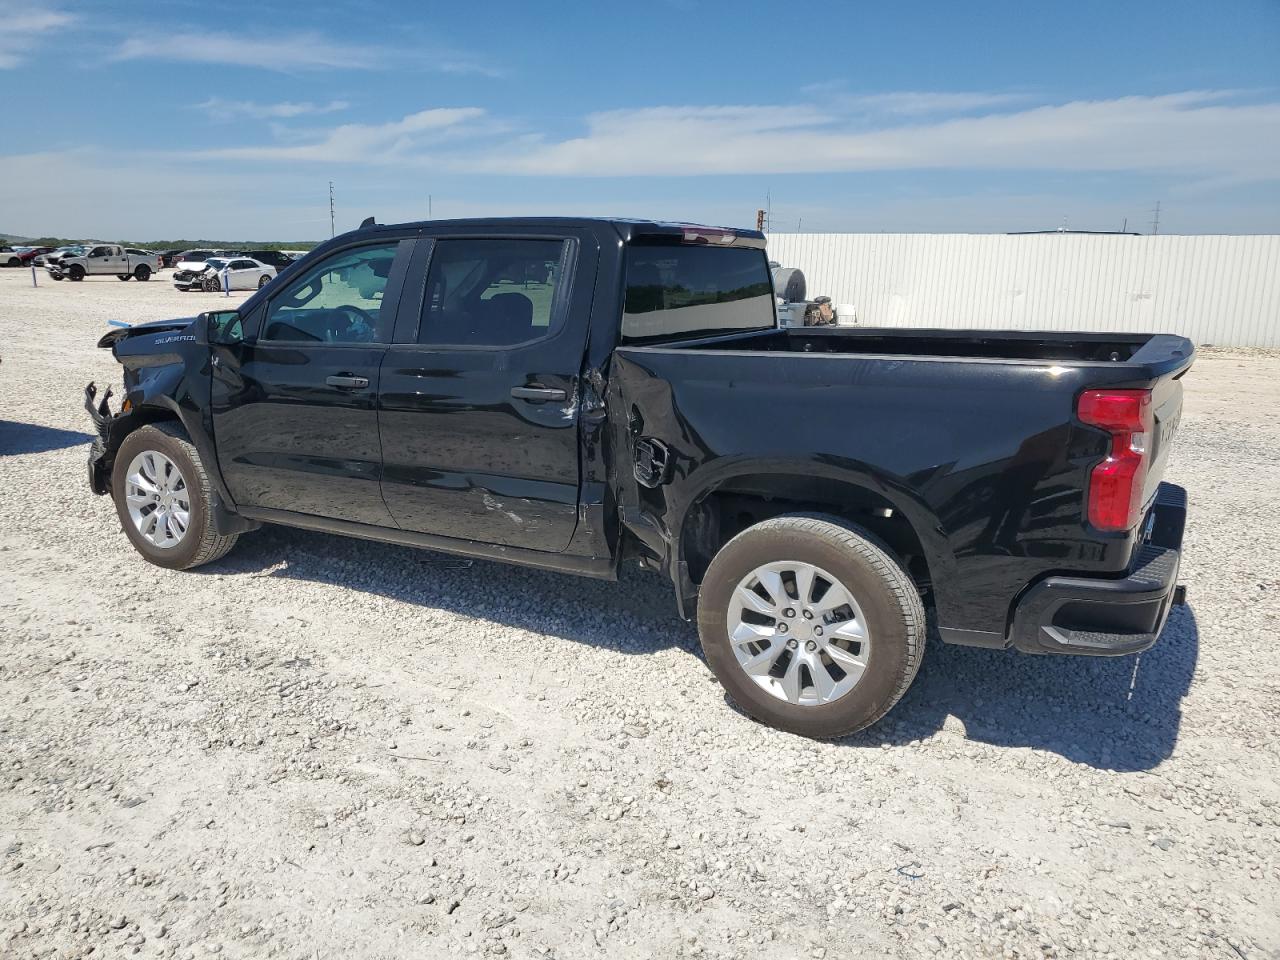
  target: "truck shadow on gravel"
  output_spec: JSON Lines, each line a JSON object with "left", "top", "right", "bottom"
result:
{"left": 213, "top": 526, "right": 1196, "bottom": 772}
{"left": 848, "top": 606, "right": 1199, "bottom": 772}
{"left": 0, "top": 420, "right": 93, "bottom": 456}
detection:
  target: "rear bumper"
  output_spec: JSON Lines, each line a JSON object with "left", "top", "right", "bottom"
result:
{"left": 1009, "top": 483, "right": 1187, "bottom": 656}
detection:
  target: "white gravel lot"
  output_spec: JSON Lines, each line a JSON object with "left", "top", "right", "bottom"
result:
{"left": 1, "top": 267, "right": 1278, "bottom": 960}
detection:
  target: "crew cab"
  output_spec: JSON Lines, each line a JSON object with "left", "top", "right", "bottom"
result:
{"left": 82, "top": 218, "right": 1192, "bottom": 738}
{"left": 48, "top": 244, "right": 156, "bottom": 281}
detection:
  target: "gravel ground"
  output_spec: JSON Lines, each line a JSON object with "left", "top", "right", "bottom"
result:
{"left": 1, "top": 267, "right": 1278, "bottom": 959}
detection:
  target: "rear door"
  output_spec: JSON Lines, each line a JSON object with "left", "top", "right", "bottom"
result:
{"left": 210, "top": 235, "right": 416, "bottom": 526}
{"left": 378, "top": 229, "right": 598, "bottom": 551}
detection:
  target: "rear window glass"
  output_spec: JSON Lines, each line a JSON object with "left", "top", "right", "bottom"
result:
{"left": 622, "top": 245, "right": 774, "bottom": 342}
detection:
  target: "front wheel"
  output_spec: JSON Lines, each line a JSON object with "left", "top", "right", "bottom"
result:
{"left": 110, "top": 423, "right": 239, "bottom": 570}
{"left": 69, "top": 265, "right": 85, "bottom": 281}
{"left": 117, "top": 274, "right": 130, "bottom": 281}
{"left": 697, "top": 514, "right": 925, "bottom": 739}
{"left": 134, "top": 265, "right": 151, "bottom": 281}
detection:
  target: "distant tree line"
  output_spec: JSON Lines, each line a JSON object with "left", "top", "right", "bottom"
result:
{"left": 17, "top": 237, "right": 319, "bottom": 252}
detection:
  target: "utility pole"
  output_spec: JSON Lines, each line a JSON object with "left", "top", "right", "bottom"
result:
{"left": 1150, "top": 200, "right": 1161, "bottom": 236}
{"left": 329, "top": 180, "right": 336, "bottom": 238}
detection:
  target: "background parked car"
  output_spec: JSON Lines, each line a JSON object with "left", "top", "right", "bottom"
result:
{"left": 17, "top": 246, "right": 55, "bottom": 265}
{"left": 240, "top": 249, "right": 295, "bottom": 271}
{"left": 172, "top": 250, "right": 227, "bottom": 272}
{"left": 1, "top": 246, "right": 23, "bottom": 267}
{"left": 173, "top": 257, "right": 276, "bottom": 292}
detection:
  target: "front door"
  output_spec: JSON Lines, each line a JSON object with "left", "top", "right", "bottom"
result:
{"left": 379, "top": 234, "right": 595, "bottom": 551}
{"left": 211, "top": 237, "right": 415, "bottom": 526}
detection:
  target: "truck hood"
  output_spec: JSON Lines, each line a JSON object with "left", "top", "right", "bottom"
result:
{"left": 96, "top": 316, "right": 197, "bottom": 349}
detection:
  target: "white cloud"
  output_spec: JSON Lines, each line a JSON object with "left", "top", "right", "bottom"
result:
{"left": 0, "top": 4, "right": 74, "bottom": 68}
{"left": 109, "top": 29, "right": 500, "bottom": 76}
{"left": 196, "top": 98, "right": 350, "bottom": 121}
{"left": 189, "top": 108, "right": 488, "bottom": 163}
{"left": 470, "top": 92, "right": 1280, "bottom": 182}
{"left": 112, "top": 30, "right": 388, "bottom": 71}
{"left": 838, "top": 91, "right": 1033, "bottom": 115}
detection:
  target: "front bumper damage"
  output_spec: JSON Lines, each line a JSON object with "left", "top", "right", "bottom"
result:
{"left": 85, "top": 382, "right": 122, "bottom": 494}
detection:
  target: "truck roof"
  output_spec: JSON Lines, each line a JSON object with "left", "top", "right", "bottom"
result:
{"left": 355, "top": 217, "right": 768, "bottom": 248}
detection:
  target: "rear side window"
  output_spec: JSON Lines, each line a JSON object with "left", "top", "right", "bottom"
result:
{"left": 622, "top": 245, "right": 774, "bottom": 342}
{"left": 418, "top": 238, "right": 567, "bottom": 347}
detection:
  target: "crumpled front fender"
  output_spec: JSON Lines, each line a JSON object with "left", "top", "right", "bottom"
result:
{"left": 84, "top": 382, "right": 125, "bottom": 495}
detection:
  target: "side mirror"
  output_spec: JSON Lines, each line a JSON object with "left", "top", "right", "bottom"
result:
{"left": 202, "top": 309, "right": 243, "bottom": 346}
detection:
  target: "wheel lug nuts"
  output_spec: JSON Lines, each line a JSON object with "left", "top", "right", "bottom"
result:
{"left": 786, "top": 639, "right": 798, "bottom": 650}
{"left": 783, "top": 608, "right": 795, "bottom": 618}
{"left": 814, "top": 626, "right": 824, "bottom": 637}
{"left": 803, "top": 609, "right": 814, "bottom": 620}
{"left": 805, "top": 640, "right": 817, "bottom": 652}
{"left": 777, "top": 622, "right": 788, "bottom": 633}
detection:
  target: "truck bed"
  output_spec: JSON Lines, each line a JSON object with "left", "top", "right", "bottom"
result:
{"left": 612, "top": 326, "right": 1193, "bottom": 644}
{"left": 647, "top": 326, "right": 1193, "bottom": 370}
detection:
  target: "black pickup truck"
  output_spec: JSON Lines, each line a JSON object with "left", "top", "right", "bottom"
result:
{"left": 84, "top": 218, "right": 1192, "bottom": 738}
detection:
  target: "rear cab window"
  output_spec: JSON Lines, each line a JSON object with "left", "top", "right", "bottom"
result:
{"left": 622, "top": 245, "right": 775, "bottom": 342}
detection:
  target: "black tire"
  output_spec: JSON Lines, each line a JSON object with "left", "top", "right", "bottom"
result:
{"left": 117, "top": 274, "right": 130, "bottom": 281}
{"left": 258, "top": 274, "right": 271, "bottom": 289}
{"left": 69, "top": 265, "right": 85, "bottom": 281}
{"left": 697, "top": 514, "right": 925, "bottom": 739}
{"left": 204, "top": 275, "right": 221, "bottom": 293}
{"left": 110, "top": 422, "right": 240, "bottom": 570}
{"left": 50, "top": 273, "right": 63, "bottom": 281}
{"left": 134, "top": 265, "right": 151, "bottom": 281}
{"left": 5, "top": 257, "right": 19, "bottom": 267}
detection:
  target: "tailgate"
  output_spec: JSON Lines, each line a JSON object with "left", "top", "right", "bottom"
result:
{"left": 1132, "top": 335, "right": 1194, "bottom": 506}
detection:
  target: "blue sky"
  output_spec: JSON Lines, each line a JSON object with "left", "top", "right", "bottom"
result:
{"left": 1, "top": 0, "right": 1278, "bottom": 239}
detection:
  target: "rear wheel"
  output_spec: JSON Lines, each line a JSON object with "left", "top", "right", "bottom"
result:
{"left": 134, "top": 265, "right": 151, "bottom": 281}
{"left": 5, "top": 257, "right": 19, "bottom": 267}
{"left": 69, "top": 265, "right": 85, "bottom": 281}
{"left": 110, "top": 423, "right": 239, "bottom": 570}
{"left": 258, "top": 274, "right": 271, "bottom": 289}
{"left": 697, "top": 514, "right": 925, "bottom": 739}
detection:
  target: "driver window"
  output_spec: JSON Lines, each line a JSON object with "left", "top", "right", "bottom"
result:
{"left": 262, "top": 242, "right": 400, "bottom": 344}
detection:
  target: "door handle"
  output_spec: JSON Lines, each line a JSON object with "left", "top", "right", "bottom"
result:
{"left": 326, "top": 375, "right": 370, "bottom": 389}
{"left": 510, "top": 385, "right": 567, "bottom": 402}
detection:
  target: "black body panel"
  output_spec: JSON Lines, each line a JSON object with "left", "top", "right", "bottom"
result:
{"left": 83, "top": 216, "right": 1194, "bottom": 655}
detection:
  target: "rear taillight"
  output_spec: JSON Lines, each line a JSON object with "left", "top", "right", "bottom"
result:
{"left": 1075, "top": 389, "right": 1157, "bottom": 535}
{"left": 1078, "top": 388, "right": 1154, "bottom": 531}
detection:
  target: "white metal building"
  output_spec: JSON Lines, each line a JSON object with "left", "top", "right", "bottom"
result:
{"left": 765, "top": 233, "right": 1280, "bottom": 348}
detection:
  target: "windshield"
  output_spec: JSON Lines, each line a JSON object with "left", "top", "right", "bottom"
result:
{"left": 205, "top": 258, "right": 229, "bottom": 269}
{"left": 621, "top": 245, "right": 775, "bottom": 342}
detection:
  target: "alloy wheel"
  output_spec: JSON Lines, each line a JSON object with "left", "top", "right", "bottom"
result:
{"left": 124, "top": 450, "right": 191, "bottom": 549}
{"left": 727, "top": 560, "right": 870, "bottom": 706}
